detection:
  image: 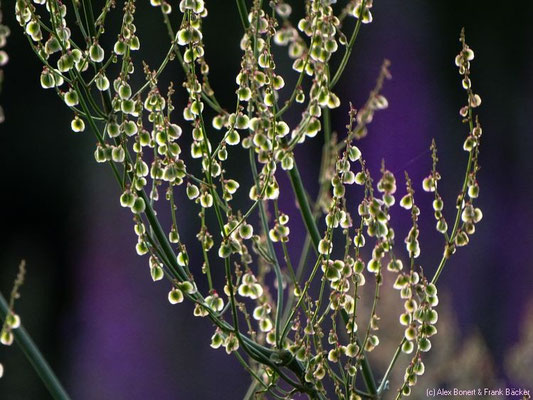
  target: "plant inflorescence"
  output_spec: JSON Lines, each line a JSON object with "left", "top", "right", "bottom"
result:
{"left": 8, "top": 0, "right": 484, "bottom": 399}
{"left": 0, "top": 260, "right": 26, "bottom": 378}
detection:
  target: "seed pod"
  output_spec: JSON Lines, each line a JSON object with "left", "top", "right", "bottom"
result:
{"left": 168, "top": 288, "right": 184, "bottom": 304}
{"left": 89, "top": 43, "right": 105, "bottom": 63}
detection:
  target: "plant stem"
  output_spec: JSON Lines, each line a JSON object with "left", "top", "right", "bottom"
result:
{"left": 329, "top": 0, "right": 367, "bottom": 89}
{"left": 431, "top": 109, "right": 474, "bottom": 285}
{"left": 287, "top": 165, "right": 321, "bottom": 250}
{"left": 0, "top": 292, "right": 71, "bottom": 400}
{"left": 377, "top": 338, "right": 404, "bottom": 394}
{"left": 248, "top": 149, "right": 284, "bottom": 347}
{"left": 236, "top": 0, "right": 250, "bottom": 30}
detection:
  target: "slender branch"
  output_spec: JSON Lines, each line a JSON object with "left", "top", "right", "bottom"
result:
{"left": 248, "top": 149, "right": 284, "bottom": 347}
{"left": 340, "top": 310, "right": 378, "bottom": 396}
{"left": 287, "top": 164, "right": 321, "bottom": 250}
{"left": 329, "top": 0, "right": 367, "bottom": 89}
{"left": 236, "top": 0, "right": 250, "bottom": 30}
{"left": 377, "top": 338, "right": 404, "bottom": 394}
{"left": 431, "top": 108, "right": 474, "bottom": 286}
{"left": 0, "top": 292, "right": 71, "bottom": 400}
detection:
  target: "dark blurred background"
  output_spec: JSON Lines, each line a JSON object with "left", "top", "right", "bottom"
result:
{"left": 1, "top": 0, "right": 532, "bottom": 399}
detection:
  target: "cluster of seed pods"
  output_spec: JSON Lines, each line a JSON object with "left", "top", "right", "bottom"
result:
{"left": 14, "top": 0, "right": 481, "bottom": 398}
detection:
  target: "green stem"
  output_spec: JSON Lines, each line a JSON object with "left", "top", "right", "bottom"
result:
{"left": 248, "top": 149, "right": 284, "bottom": 347}
{"left": 287, "top": 165, "right": 321, "bottom": 250}
{"left": 0, "top": 292, "right": 71, "bottom": 400}
{"left": 431, "top": 109, "right": 474, "bottom": 285}
{"left": 377, "top": 338, "right": 404, "bottom": 394}
{"left": 236, "top": 0, "right": 250, "bottom": 30}
{"left": 329, "top": 0, "right": 367, "bottom": 89}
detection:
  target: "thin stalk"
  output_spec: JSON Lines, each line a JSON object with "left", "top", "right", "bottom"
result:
{"left": 431, "top": 109, "right": 474, "bottom": 285}
{"left": 276, "top": 14, "right": 319, "bottom": 119}
{"left": 160, "top": 13, "right": 223, "bottom": 114}
{"left": 279, "top": 254, "right": 323, "bottom": 342}
{"left": 287, "top": 164, "right": 321, "bottom": 250}
{"left": 377, "top": 338, "right": 404, "bottom": 394}
{"left": 240, "top": 368, "right": 266, "bottom": 400}
{"left": 236, "top": 0, "right": 250, "bottom": 30}
{"left": 0, "top": 293, "right": 71, "bottom": 400}
{"left": 329, "top": 0, "right": 367, "bottom": 89}
{"left": 281, "top": 107, "right": 333, "bottom": 324}
{"left": 248, "top": 149, "right": 284, "bottom": 348}
{"left": 339, "top": 310, "right": 378, "bottom": 396}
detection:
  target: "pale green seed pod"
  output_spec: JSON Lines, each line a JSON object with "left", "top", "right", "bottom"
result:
{"left": 89, "top": 43, "right": 105, "bottom": 63}
{"left": 237, "top": 87, "right": 251, "bottom": 102}
{"left": 455, "top": 230, "right": 469, "bottom": 246}
{"left": 367, "top": 258, "right": 380, "bottom": 274}
{"left": 121, "top": 99, "right": 136, "bottom": 114}
{"left": 422, "top": 176, "right": 436, "bottom": 192}
{"left": 259, "top": 318, "right": 273, "bottom": 333}
{"left": 150, "top": 265, "right": 164, "bottom": 281}
{"left": 71, "top": 116, "right": 85, "bottom": 132}
{"left": 106, "top": 122, "right": 120, "bottom": 138}
{"left": 436, "top": 218, "right": 448, "bottom": 233}
{"left": 57, "top": 53, "right": 74, "bottom": 72}
{"left": 355, "top": 172, "right": 366, "bottom": 185}
{"left": 130, "top": 36, "right": 140, "bottom": 51}
{"left": 118, "top": 83, "right": 132, "bottom": 100}
{"left": 468, "top": 184, "right": 480, "bottom": 198}
{"left": 123, "top": 120, "right": 138, "bottom": 137}
{"left": 200, "top": 192, "right": 213, "bottom": 208}
{"left": 238, "top": 224, "right": 253, "bottom": 240}
{"left": 111, "top": 146, "right": 125, "bottom": 163}
{"left": 94, "top": 145, "right": 107, "bottom": 163}
{"left": 176, "top": 250, "right": 188, "bottom": 267}
{"left": 272, "top": 75, "right": 285, "bottom": 90}
{"left": 404, "top": 326, "right": 417, "bottom": 341}
{"left": 0, "top": 330, "right": 14, "bottom": 346}
{"left": 224, "top": 334, "right": 239, "bottom": 354}
{"left": 387, "top": 259, "right": 403, "bottom": 272}
{"left": 136, "top": 240, "right": 148, "bottom": 255}
{"left": 64, "top": 90, "right": 79, "bottom": 107}
{"left": 131, "top": 197, "right": 146, "bottom": 214}
{"left": 26, "top": 21, "right": 42, "bottom": 41}
{"left": 470, "top": 93, "right": 482, "bottom": 108}
{"left": 210, "top": 330, "right": 224, "bottom": 349}
{"left": 399, "top": 312, "right": 411, "bottom": 326}
{"left": 6, "top": 313, "right": 20, "bottom": 329}
{"left": 418, "top": 337, "right": 431, "bottom": 352}
{"left": 413, "top": 360, "right": 425, "bottom": 376}
{"left": 218, "top": 241, "right": 231, "bottom": 258}
{"left": 44, "top": 37, "right": 60, "bottom": 55}
{"left": 348, "top": 146, "right": 361, "bottom": 162}
{"left": 463, "top": 135, "right": 476, "bottom": 152}
{"left": 184, "top": 184, "right": 198, "bottom": 200}
{"left": 168, "top": 288, "right": 184, "bottom": 304}
{"left": 401, "top": 340, "right": 414, "bottom": 354}
{"left": 120, "top": 191, "right": 135, "bottom": 208}
{"left": 40, "top": 69, "right": 56, "bottom": 89}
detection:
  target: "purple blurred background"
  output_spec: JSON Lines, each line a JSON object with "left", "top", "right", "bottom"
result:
{"left": 1, "top": 0, "right": 533, "bottom": 398}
